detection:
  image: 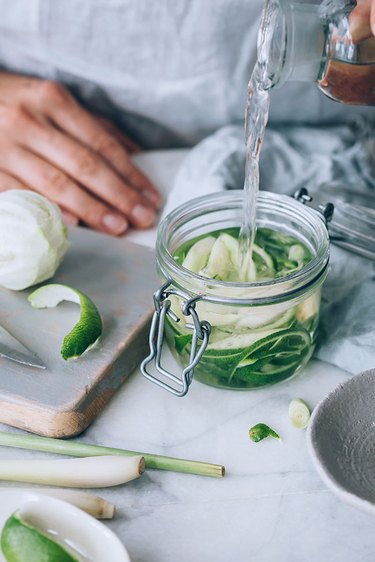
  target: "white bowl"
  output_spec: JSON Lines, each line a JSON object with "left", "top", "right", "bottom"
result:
{"left": 0, "top": 490, "right": 130, "bottom": 561}
{"left": 307, "top": 368, "right": 375, "bottom": 516}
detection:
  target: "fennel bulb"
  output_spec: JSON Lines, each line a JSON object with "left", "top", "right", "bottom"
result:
{"left": 0, "top": 190, "right": 69, "bottom": 290}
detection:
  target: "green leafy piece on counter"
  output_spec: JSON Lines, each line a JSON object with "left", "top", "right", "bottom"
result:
{"left": 28, "top": 283, "right": 102, "bottom": 360}
{"left": 288, "top": 398, "right": 311, "bottom": 429}
{"left": 1, "top": 510, "right": 79, "bottom": 562}
{"left": 249, "top": 423, "right": 280, "bottom": 443}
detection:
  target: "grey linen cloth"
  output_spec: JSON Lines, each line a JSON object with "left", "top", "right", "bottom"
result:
{"left": 0, "top": 0, "right": 373, "bottom": 149}
{"left": 164, "top": 121, "right": 375, "bottom": 374}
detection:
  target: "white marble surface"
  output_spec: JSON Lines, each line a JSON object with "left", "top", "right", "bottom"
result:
{"left": 0, "top": 151, "right": 374, "bottom": 562}
{"left": 91, "top": 357, "right": 375, "bottom": 562}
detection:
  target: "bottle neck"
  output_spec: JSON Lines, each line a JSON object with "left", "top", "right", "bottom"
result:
{"left": 258, "top": 0, "right": 325, "bottom": 89}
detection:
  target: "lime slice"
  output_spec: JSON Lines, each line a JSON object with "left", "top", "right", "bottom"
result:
{"left": 28, "top": 283, "right": 102, "bottom": 360}
{"left": 288, "top": 398, "right": 311, "bottom": 429}
{"left": 1, "top": 510, "right": 79, "bottom": 561}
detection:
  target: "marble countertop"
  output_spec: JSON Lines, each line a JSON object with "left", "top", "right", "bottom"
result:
{"left": 1, "top": 151, "right": 374, "bottom": 562}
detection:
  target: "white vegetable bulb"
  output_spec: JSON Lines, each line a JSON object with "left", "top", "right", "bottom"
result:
{"left": 0, "top": 190, "right": 69, "bottom": 290}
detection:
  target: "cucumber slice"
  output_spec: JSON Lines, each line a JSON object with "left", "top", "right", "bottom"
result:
{"left": 220, "top": 233, "right": 240, "bottom": 270}
{"left": 196, "top": 308, "right": 239, "bottom": 328}
{"left": 296, "top": 291, "right": 320, "bottom": 323}
{"left": 182, "top": 236, "right": 215, "bottom": 273}
{"left": 202, "top": 236, "right": 231, "bottom": 280}
{"left": 202, "top": 233, "right": 241, "bottom": 281}
{"left": 206, "top": 329, "right": 277, "bottom": 352}
{"left": 252, "top": 243, "right": 275, "bottom": 275}
{"left": 235, "top": 358, "right": 302, "bottom": 384}
{"left": 288, "top": 244, "right": 305, "bottom": 267}
{"left": 235, "top": 305, "right": 295, "bottom": 330}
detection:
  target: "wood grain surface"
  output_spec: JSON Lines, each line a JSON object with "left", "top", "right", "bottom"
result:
{"left": 0, "top": 226, "right": 159, "bottom": 437}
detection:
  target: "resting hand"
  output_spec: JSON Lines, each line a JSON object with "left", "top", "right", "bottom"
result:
{"left": 0, "top": 72, "right": 161, "bottom": 235}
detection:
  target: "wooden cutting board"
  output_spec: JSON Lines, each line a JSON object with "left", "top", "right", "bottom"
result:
{"left": 0, "top": 227, "right": 159, "bottom": 438}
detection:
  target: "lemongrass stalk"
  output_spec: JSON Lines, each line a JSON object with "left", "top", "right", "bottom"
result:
{"left": 0, "top": 455, "right": 144, "bottom": 488}
{"left": 2, "top": 488, "right": 115, "bottom": 519}
{"left": 0, "top": 431, "right": 225, "bottom": 478}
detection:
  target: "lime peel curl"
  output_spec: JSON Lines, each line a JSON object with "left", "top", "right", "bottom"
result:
{"left": 28, "top": 283, "right": 102, "bottom": 360}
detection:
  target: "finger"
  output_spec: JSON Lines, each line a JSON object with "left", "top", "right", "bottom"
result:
{"left": 349, "top": 0, "right": 372, "bottom": 42}
{"left": 64, "top": 112, "right": 161, "bottom": 208}
{"left": 0, "top": 170, "right": 80, "bottom": 227}
{"left": 61, "top": 209, "right": 80, "bottom": 226}
{"left": 19, "top": 120, "right": 157, "bottom": 228}
{"left": 54, "top": 104, "right": 161, "bottom": 209}
{"left": 0, "top": 170, "right": 27, "bottom": 192}
{"left": 0, "top": 144, "right": 130, "bottom": 236}
{"left": 35, "top": 82, "right": 161, "bottom": 208}
{"left": 94, "top": 115, "right": 141, "bottom": 154}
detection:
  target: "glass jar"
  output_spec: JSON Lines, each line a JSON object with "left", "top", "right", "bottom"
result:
{"left": 258, "top": 0, "right": 375, "bottom": 105}
{"left": 141, "top": 190, "right": 330, "bottom": 395}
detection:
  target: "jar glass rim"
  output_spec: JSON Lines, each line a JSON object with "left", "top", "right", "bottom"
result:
{"left": 157, "top": 190, "right": 330, "bottom": 302}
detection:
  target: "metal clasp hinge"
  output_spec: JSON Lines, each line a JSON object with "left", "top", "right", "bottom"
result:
{"left": 293, "top": 187, "right": 334, "bottom": 224}
{"left": 141, "top": 280, "right": 211, "bottom": 396}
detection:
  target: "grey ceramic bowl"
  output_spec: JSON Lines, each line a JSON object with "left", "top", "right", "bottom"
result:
{"left": 307, "top": 368, "right": 375, "bottom": 515}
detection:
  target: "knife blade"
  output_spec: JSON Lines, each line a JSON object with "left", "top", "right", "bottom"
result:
{"left": 0, "top": 325, "right": 46, "bottom": 369}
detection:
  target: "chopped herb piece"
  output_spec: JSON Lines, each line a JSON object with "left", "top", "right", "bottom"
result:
{"left": 249, "top": 423, "right": 280, "bottom": 443}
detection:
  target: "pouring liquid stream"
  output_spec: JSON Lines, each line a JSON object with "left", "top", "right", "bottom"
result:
{"left": 239, "top": 62, "right": 270, "bottom": 281}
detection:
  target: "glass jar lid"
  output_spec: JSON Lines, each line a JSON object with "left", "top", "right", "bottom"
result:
{"left": 295, "top": 186, "right": 375, "bottom": 261}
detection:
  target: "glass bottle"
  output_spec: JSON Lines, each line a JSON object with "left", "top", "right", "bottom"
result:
{"left": 258, "top": 0, "right": 375, "bottom": 105}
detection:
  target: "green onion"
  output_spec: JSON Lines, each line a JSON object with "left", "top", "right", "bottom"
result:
{"left": 288, "top": 398, "right": 311, "bottom": 429}
{"left": 0, "top": 431, "right": 225, "bottom": 478}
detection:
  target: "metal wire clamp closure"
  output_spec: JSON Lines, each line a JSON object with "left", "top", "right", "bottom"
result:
{"left": 293, "top": 187, "right": 334, "bottom": 224}
{"left": 141, "top": 280, "right": 211, "bottom": 396}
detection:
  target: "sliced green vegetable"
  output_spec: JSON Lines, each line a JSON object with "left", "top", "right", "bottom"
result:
{"left": 28, "top": 283, "right": 102, "bottom": 360}
{"left": 288, "top": 398, "right": 311, "bottom": 429}
{"left": 1, "top": 510, "right": 79, "bottom": 562}
{"left": 168, "top": 227, "right": 319, "bottom": 389}
{"left": 249, "top": 423, "right": 280, "bottom": 443}
{"left": 182, "top": 236, "right": 215, "bottom": 273}
{"left": 288, "top": 244, "right": 305, "bottom": 268}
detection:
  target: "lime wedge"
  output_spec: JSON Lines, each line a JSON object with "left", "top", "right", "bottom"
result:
{"left": 28, "top": 283, "right": 102, "bottom": 360}
{"left": 1, "top": 510, "right": 79, "bottom": 561}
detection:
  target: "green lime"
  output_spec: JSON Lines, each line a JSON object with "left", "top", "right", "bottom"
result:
{"left": 28, "top": 283, "right": 102, "bottom": 360}
{"left": 1, "top": 511, "right": 79, "bottom": 562}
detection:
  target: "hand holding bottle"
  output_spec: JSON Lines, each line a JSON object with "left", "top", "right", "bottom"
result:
{"left": 350, "top": 0, "right": 375, "bottom": 42}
